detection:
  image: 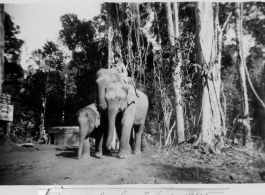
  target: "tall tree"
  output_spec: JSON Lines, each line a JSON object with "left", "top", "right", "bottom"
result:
{"left": 165, "top": 2, "right": 185, "bottom": 143}
{"left": 240, "top": 2, "right": 265, "bottom": 143}
{"left": 235, "top": 2, "right": 252, "bottom": 148}
{"left": 3, "top": 11, "right": 24, "bottom": 138}
{"left": 59, "top": 13, "right": 107, "bottom": 107}
{"left": 0, "top": 5, "right": 4, "bottom": 93}
{"left": 24, "top": 42, "right": 66, "bottom": 140}
{"left": 106, "top": 3, "right": 123, "bottom": 67}
{"left": 4, "top": 12, "right": 24, "bottom": 94}
{"left": 214, "top": 3, "right": 232, "bottom": 131}
{"left": 106, "top": 3, "right": 114, "bottom": 68}
{"left": 194, "top": 2, "right": 223, "bottom": 153}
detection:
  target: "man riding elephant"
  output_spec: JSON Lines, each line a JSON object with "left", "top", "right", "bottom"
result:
{"left": 110, "top": 53, "right": 139, "bottom": 97}
{"left": 110, "top": 53, "right": 128, "bottom": 83}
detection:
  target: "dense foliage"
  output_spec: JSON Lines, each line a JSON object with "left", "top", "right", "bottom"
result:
{"left": 3, "top": 2, "right": 265, "bottom": 148}
{"left": 3, "top": 13, "right": 25, "bottom": 137}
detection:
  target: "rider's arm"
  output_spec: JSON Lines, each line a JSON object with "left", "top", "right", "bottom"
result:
{"left": 121, "top": 63, "right": 128, "bottom": 76}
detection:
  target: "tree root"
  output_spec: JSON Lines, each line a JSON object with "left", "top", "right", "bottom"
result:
{"left": 178, "top": 134, "right": 198, "bottom": 145}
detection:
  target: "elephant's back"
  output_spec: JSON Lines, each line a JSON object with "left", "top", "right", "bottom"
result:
{"left": 136, "top": 89, "right": 148, "bottom": 101}
{"left": 96, "top": 68, "right": 119, "bottom": 78}
{"left": 96, "top": 68, "right": 123, "bottom": 83}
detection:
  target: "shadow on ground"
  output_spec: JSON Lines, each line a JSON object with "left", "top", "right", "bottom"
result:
{"left": 151, "top": 162, "right": 221, "bottom": 183}
{"left": 55, "top": 147, "right": 117, "bottom": 159}
{"left": 148, "top": 161, "right": 264, "bottom": 183}
{"left": 56, "top": 147, "right": 81, "bottom": 159}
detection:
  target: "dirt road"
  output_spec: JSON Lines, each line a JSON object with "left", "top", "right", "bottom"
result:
{"left": 0, "top": 142, "right": 170, "bottom": 185}
{"left": 0, "top": 141, "right": 265, "bottom": 185}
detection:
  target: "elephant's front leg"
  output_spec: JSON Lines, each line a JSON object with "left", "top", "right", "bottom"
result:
{"left": 133, "top": 124, "right": 144, "bottom": 155}
{"left": 81, "top": 137, "right": 90, "bottom": 159}
{"left": 118, "top": 118, "right": 134, "bottom": 159}
{"left": 129, "top": 127, "right": 135, "bottom": 151}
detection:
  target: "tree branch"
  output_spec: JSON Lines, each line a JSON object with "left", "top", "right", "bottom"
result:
{"left": 165, "top": 121, "right": 176, "bottom": 146}
{"left": 243, "top": 58, "right": 265, "bottom": 109}
{"left": 221, "top": 12, "right": 232, "bottom": 31}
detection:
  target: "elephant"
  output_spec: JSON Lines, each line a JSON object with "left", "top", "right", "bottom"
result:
{"left": 104, "top": 82, "right": 149, "bottom": 158}
{"left": 95, "top": 68, "right": 125, "bottom": 150}
{"left": 77, "top": 103, "right": 110, "bottom": 160}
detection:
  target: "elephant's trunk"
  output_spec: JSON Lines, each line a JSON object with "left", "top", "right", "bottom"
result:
{"left": 106, "top": 107, "right": 118, "bottom": 150}
{"left": 96, "top": 79, "right": 107, "bottom": 110}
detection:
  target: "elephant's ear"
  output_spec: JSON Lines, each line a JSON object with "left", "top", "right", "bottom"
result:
{"left": 122, "top": 85, "right": 135, "bottom": 105}
{"left": 88, "top": 104, "right": 101, "bottom": 128}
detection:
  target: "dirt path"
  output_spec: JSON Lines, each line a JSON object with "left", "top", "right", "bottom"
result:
{"left": 0, "top": 142, "right": 168, "bottom": 185}
{"left": 0, "top": 141, "right": 265, "bottom": 185}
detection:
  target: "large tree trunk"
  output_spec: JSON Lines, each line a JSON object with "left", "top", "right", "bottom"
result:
{"left": 194, "top": 2, "right": 222, "bottom": 153}
{"left": 106, "top": 3, "right": 123, "bottom": 67}
{"left": 165, "top": 3, "right": 175, "bottom": 44}
{"left": 0, "top": 4, "right": 4, "bottom": 93}
{"left": 107, "top": 3, "right": 114, "bottom": 68}
{"left": 214, "top": 3, "right": 232, "bottom": 132}
{"left": 235, "top": 2, "right": 252, "bottom": 149}
{"left": 260, "top": 66, "right": 265, "bottom": 141}
{"left": 0, "top": 5, "right": 8, "bottom": 138}
{"left": 165, "top": 2, "right": 185, "bottom": 143}
{"left": 173, "top": 3, "right": 185, "bottom": 143}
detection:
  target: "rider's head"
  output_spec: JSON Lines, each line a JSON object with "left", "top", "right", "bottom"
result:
{"left": 114, "top": 53, "right": 120, "bottom": 62}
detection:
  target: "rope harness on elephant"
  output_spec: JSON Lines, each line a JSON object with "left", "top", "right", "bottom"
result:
{"left": 123, "top": 76, "right": 140, "bottom": 98}
{"left": 108, "top": 64, "right": 140, "bottom": 97}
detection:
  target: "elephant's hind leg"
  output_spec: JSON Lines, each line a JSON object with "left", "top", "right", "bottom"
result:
{"left": 82, "top": 137, "right": 90, "bottom": 159}
{"left": 78, "top": 112, "right": 91, "bottom": 160}
{"left": 102, "top": 132, "right": 111, "bottom": 156}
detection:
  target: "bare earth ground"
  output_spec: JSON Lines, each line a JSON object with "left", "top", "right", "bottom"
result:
{"left": 0, "top": 140, "right": 265, "bottom": 185}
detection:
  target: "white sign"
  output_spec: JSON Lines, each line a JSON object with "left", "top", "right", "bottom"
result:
{"left": 0, "top": 103, "right": 13, "bottom": 121}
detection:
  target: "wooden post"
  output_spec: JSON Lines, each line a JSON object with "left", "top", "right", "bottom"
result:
{"left": 6, "top": 122, "right": 10, "bottom": 138}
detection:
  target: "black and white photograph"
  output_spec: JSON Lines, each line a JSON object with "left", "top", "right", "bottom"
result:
{"left": 0, "top": 1, "right": 265, "bottom": 188}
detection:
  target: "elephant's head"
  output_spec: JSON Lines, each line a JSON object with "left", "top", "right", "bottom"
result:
{"left": 104, "top": 82, "right": 135, "bottom": 149}
{"left": 96, "top": 68, "right": 124, "bottom": 110}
